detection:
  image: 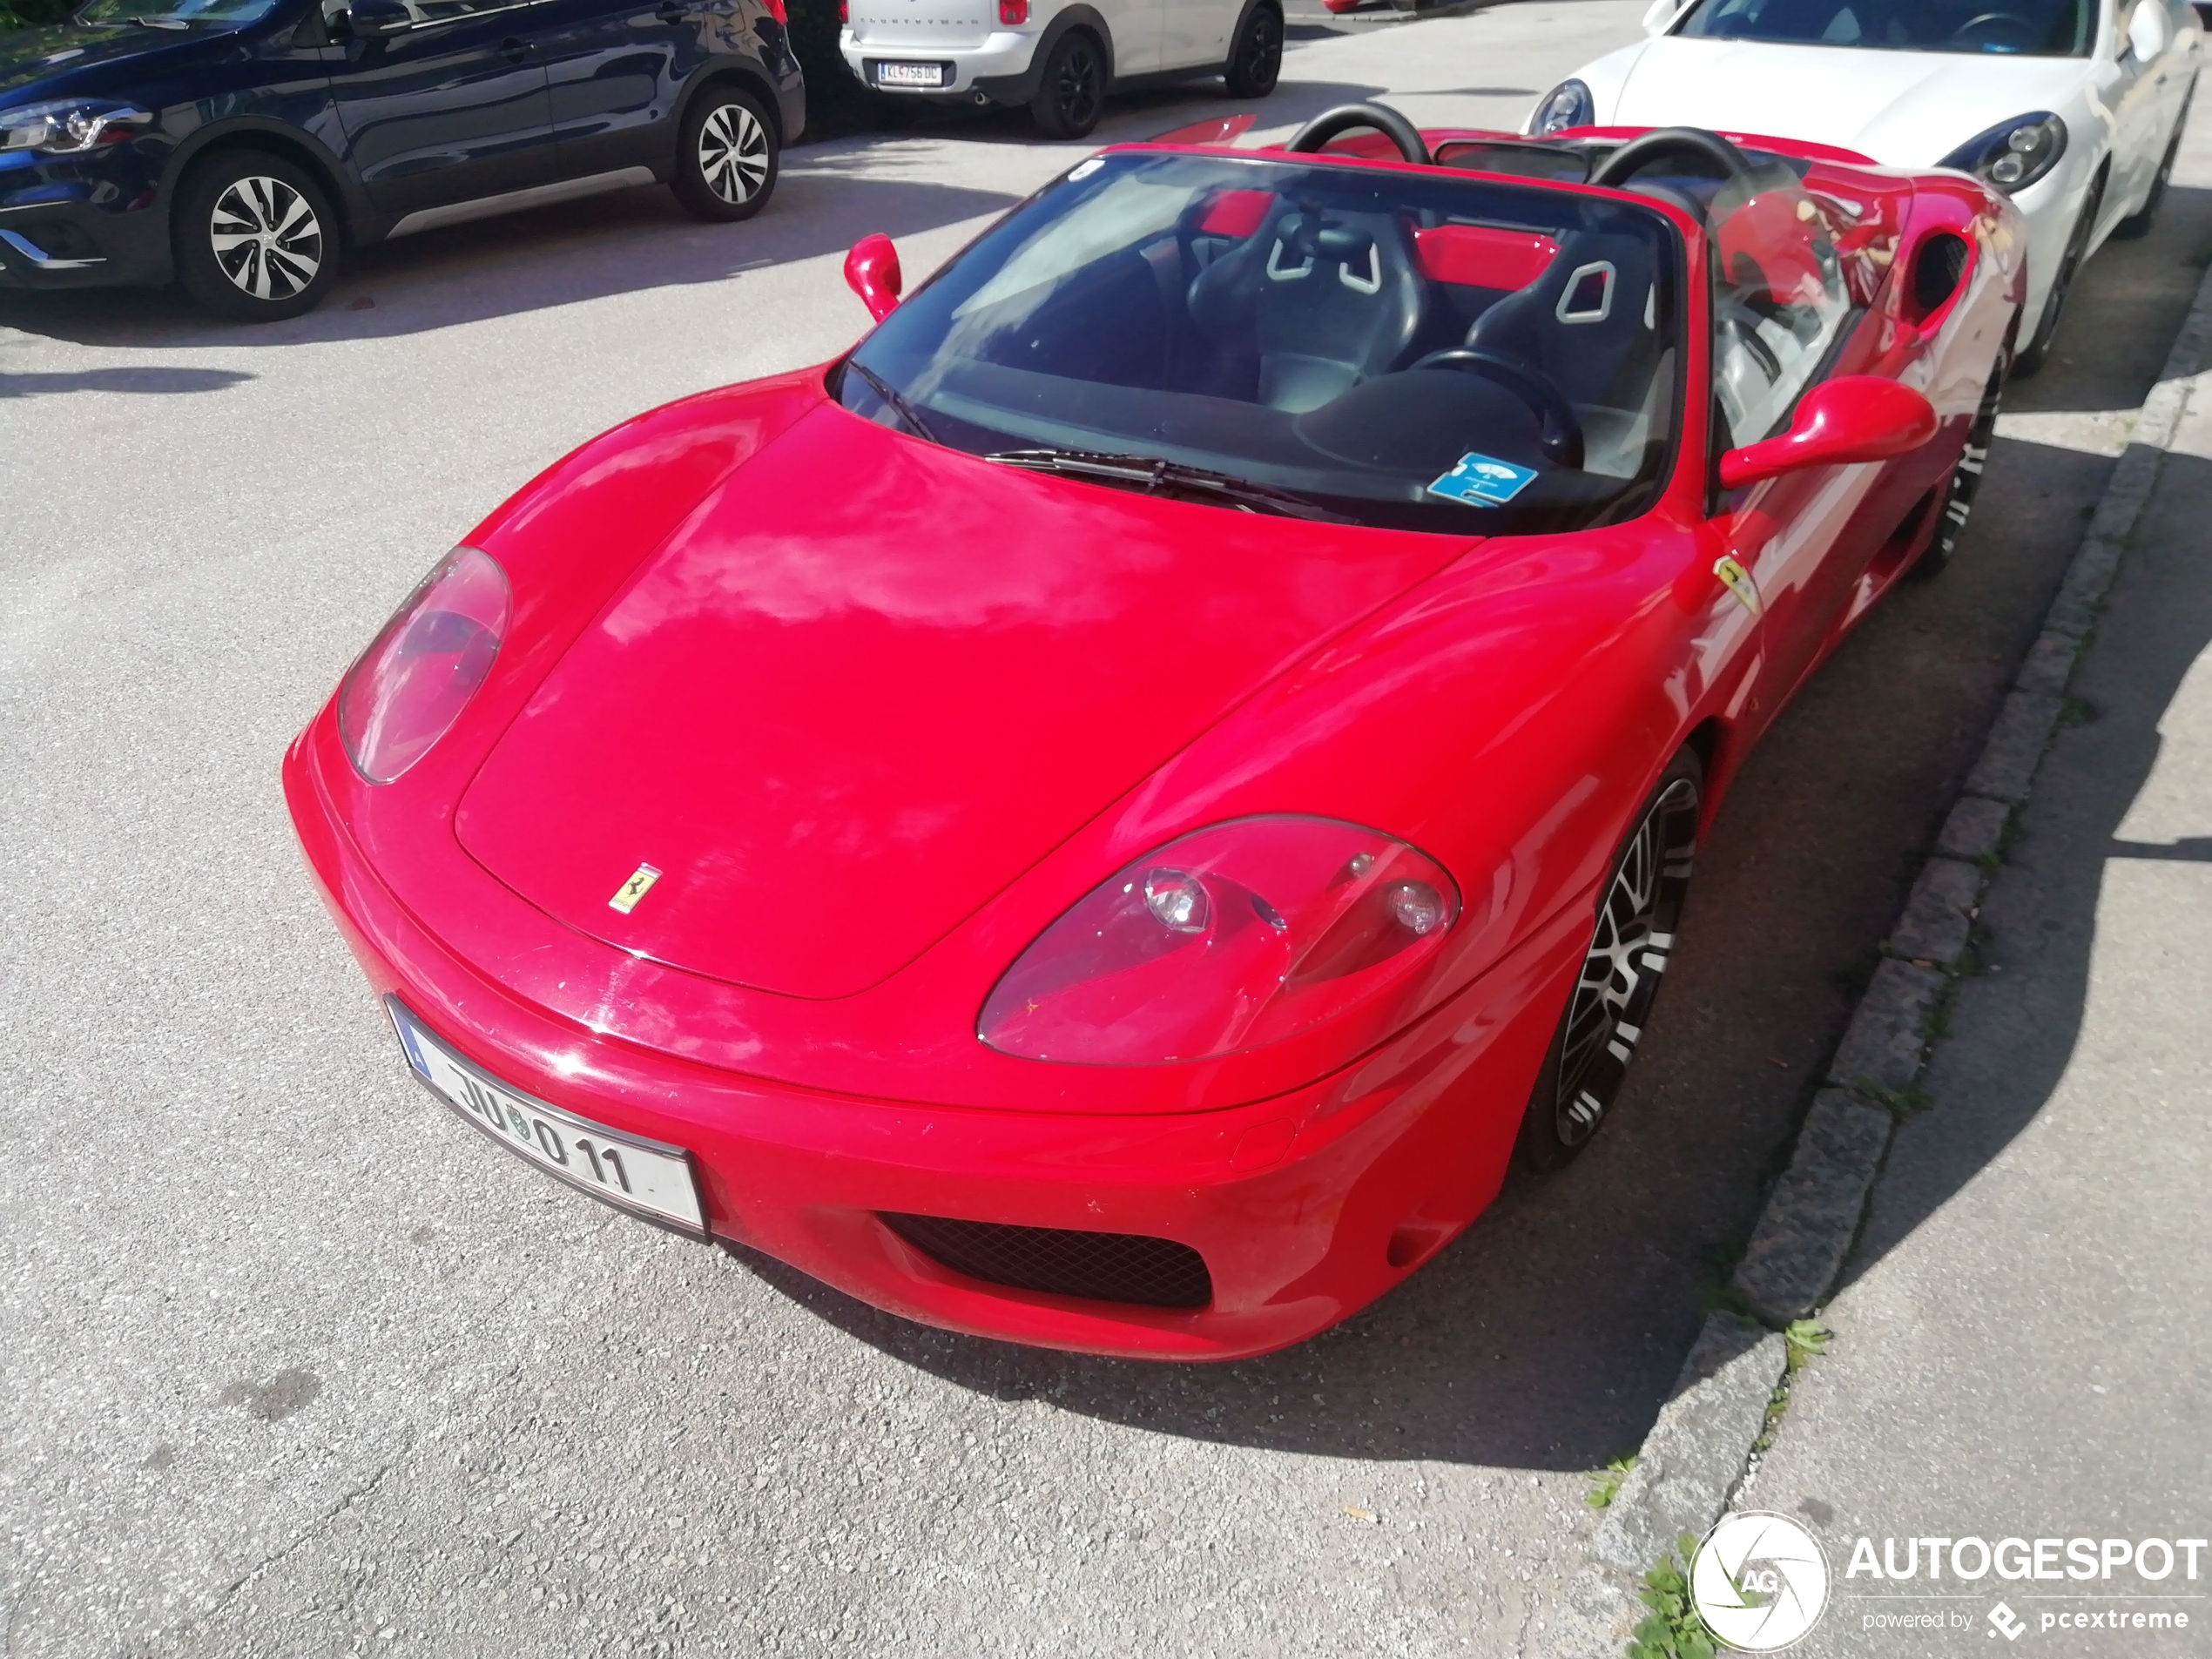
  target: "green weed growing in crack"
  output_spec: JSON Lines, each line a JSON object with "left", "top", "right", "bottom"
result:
{"left": 1586, "top": 1454, "right": 1638, "bottom": 1510}
{"left": 1752, "top": 1322, "right": 1833, "bottom": 1454}
{"left": 2060, "top": 695, "right": 2102, "bottom": 728}
{"left": 1852, "top": 1080, "right": 1934, "bottom": 1120}
{"left": 1956, "top": 921, "right": 1998, "bottom": 976}
{"left": 1629, "top": 1534, "right": 1718, "bottom": 1659}
{"left": 1784, "top": 1320, "right": 1831, "bottom": 1366}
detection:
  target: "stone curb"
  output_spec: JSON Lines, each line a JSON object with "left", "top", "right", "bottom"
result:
{"left": 1541, "top": 264, "right": 2212, "bottom": 1659}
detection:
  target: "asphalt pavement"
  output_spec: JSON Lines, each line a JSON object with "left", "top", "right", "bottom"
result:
{"left": 3, "top": 5, "right": 2209, "bottom": 1654}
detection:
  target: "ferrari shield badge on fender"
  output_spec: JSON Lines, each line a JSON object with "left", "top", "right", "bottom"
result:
{"left": 1714, "top": 556, "right": 1764, "bottom": 617}
{"left": 608, "top": 864, "right": 663, "bottom": 914}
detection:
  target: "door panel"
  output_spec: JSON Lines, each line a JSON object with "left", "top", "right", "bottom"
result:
{"left": 1098, "top": 0, "right": 1163, "bottom": 76}
{"left": 538, "top": 0, "right": 712, "bottom": 177}
{"left": 1160, "top": 0, "right": 1237, "bottom": 68}
{"left": 331, "top": 2, "right": 557, "bottom": 216}
{"left": 2110, "top": 1, "right": 2168, "bottom": 211}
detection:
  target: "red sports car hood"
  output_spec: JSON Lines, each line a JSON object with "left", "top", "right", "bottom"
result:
{"left": 455, "top": 401, "right": 1475, "bottom": 999}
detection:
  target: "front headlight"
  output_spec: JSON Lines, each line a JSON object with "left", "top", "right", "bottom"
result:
{"left": 338, "top": 547, "right": 509, "bottom": 784}
{"left": 1528, "top": 79, "right": 1595, "bottom": 138}
{"left": 0, "top": 99, "right": 154, "bottom": 155}
{"left": 1939, "top": 111, "right": 2067, "bottom": 194}
{"left": 978, "top": 816, "right": 1460, "bottom": 1065}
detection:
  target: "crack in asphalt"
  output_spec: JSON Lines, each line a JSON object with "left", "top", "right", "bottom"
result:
{"left": 186, "top": 1434, "right": 422, "bottom": 1640}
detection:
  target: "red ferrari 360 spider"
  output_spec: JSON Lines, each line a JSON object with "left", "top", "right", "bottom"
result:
{"left": 287, "top": 104, "right": 2020, "bottom": 1359}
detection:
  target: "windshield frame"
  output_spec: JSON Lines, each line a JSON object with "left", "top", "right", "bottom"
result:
{"left": 1668, "top": 0, "right": 2100, "bottom": 58}
{"left": 837, "top": 145, "right": 1698, "bottom": 540}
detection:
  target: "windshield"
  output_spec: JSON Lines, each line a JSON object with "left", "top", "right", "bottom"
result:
{"left": 839, "top": 151, "right": 1685, "bottom": 535}
{"left": 73, "top": 0, "right": 279, "bottom": 23}
{"left": 1673, "top": 0, "right": 2096, "bottom": 56}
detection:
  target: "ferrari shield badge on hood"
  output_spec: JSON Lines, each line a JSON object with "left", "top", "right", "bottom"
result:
{"left": 608, "top": 864, "right": 663, "bottom": 915}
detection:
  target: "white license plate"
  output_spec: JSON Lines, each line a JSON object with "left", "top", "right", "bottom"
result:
{"left": 875, "top": 61, "right": 947, "bottom": 86}
{"left": 388, "top": 999, "right": 706, "bottom": 1237}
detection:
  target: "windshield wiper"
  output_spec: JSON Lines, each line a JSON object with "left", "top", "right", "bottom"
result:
{"left": 844, "top": 361, "right": 941, "bottom": 446}
{"left": 985, "top": 448, "right": 1352, "bottom": 524}
{"left": 122, "top": 14, "right": 192, "bottom": 25}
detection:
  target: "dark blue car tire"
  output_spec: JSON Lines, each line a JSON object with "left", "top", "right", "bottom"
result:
{"left": 672, "top": 86, "right": 779, "bottom": 223}
{"left": 173, "top": 150, "right": 340, "bottom": 323}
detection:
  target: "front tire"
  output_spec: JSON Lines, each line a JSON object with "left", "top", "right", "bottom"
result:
{"left": 671, "top": 86, "right": 779, "bottom": 223}
{"left": 172, "top": 151, "right": 338, "bottom": 324}
{"left": 1514, "top": 748, "right": 1703, "bottom": 1174}
{"left": 1030, "top": 30, "right": 1107, "bottom": 139}
{"left": 1912, "top": 361, "right": 2003, "bottom": 580}
{"left": 1223, "top": 3, "right": 1284, "bottom": 98}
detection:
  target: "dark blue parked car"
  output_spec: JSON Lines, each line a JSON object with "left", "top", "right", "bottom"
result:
{"left": 0, "top": 0, "right": 801, "bottom": 319}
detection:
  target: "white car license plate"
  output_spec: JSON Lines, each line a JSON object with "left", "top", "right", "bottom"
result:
{"left": 388, "top": 1000, "right": 706, "bottom": 1237}
{"left": 875, "top": 61, "right": 947, "bottom": 87}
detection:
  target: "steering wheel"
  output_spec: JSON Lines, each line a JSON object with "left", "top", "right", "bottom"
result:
{"left": 1588, "top": 125, "right": 1758, "bottom": 195}
{"left": 1947, "top": 11, "right": 2037, "bottom": 47}
{"left": 1408, "top": 349, "right": 1585, "bottom": 469}
{"left": 1285, "top": 103, "right": 1431, "bottom": 165}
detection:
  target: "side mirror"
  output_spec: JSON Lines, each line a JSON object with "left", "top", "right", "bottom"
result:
{"left": 843, "top": 233, "right": 902, "bottom": 322}
{"left": 338, "top": 0, "right": 412, "bottom": 35}
{"left": 1718, "top": 376, "right": 1938, "bottom": 489}
{"left": 2126, "top": 1, "right": 2168, "bottom": 64}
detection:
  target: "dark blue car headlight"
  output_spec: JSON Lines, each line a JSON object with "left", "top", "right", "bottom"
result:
{"left": 1940, "top": 112, "right": 2067, "bottom": 194}
{"left": 0, "top": 99, "right": 155, "bottom": 156}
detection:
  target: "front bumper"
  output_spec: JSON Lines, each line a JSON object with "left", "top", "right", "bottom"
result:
{"left": 839, "top": 27, "right": 1045, "bottom": 103}
{"left": 0, "top": 141, "right": 172, "bottom": 291}
{"left": 284, "top": 719, "right": 1583, "bottom": 1361}
{"left": 0, "top": 194, "right": 169, "bottom": 291}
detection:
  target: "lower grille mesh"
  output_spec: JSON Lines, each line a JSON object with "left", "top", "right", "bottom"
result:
{"left": 880, "top": 1213, "right": 1213, "bottom": 1310}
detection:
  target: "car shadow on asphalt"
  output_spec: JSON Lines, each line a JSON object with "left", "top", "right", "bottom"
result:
{"left": 1824, "top": 444, "right": 2212, "bottom": 1300}
{"left": 0, "top": 78, "right": 1392, "bottom": 352}
{"left": 712, "top": 191, "right": 2212, "bottom": 1478}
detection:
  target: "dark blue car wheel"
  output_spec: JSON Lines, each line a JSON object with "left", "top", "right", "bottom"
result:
{"left": 174, "top": 151, "right": 338, "bottom": 324}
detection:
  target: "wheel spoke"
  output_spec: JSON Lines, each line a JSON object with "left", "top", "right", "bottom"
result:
{"left": 265, "top": 244, "right": 319, "bottom": 291}
{"left": 270, "top": 191, "right": 314, "bottom": 241}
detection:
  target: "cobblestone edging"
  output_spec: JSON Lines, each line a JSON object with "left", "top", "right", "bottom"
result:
{"left": 1541, "top": 263, "right": 2212, "bottom": 1657}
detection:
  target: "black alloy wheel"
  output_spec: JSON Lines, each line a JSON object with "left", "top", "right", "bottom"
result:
{"left": 2011, "top": 172, "right": 2102, "bottom": 379}
{"left": 1913, "top": 363, "right": 2004, "bottom": 579}
{"left": 672, "top": 86, "right": 779, "bottom": 222}
{"left": 173, "top": 150, "right": 338, "bottom": 323}
{"left": 1514, "top": 749, "right": 1703, "bottom": 1174}
{"left": 1031, "top": 30, "right": 1106, "bottom": 139}
{"left": 1224, "top": 3, "right": 1284, "bottom": 99}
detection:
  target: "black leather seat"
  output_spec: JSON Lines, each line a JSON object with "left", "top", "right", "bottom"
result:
{"left": 1461, "top": 227, "right": 1662, "bottom": 414}
{"left": 1189, "top": 206, "right": 1427, "bottom": 413}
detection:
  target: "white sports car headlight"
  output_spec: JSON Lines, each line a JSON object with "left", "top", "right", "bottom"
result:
{"left": 1939, "top": 112, "right": 2067, "bottom": 195}
{"left": 1528, "top": 79, "right": 1595, "bottom": 138}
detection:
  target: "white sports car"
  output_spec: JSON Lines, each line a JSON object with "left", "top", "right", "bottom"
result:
{"left": 1530, "top": 0, "right": 2202, "bottom": 374}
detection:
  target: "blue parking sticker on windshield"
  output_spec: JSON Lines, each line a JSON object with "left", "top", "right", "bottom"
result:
{"left": 1427, "top": 452, "right": 1539, "bottom": 508}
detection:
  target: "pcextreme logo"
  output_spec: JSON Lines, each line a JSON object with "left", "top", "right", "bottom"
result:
{"left": 1691, "top": 1513, "right": 1831, "bottom": 1651}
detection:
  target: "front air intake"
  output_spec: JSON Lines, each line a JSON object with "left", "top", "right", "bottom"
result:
{"left": 880, "top": 1214, "right": 1213, "bottom": 1310}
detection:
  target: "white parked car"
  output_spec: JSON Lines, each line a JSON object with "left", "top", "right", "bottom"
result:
{"left": 840, "top": 0, "right": 1285, "bottom": 138}
{"left": 1529, "top": 0, "right": 2202, "bottom": 374}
